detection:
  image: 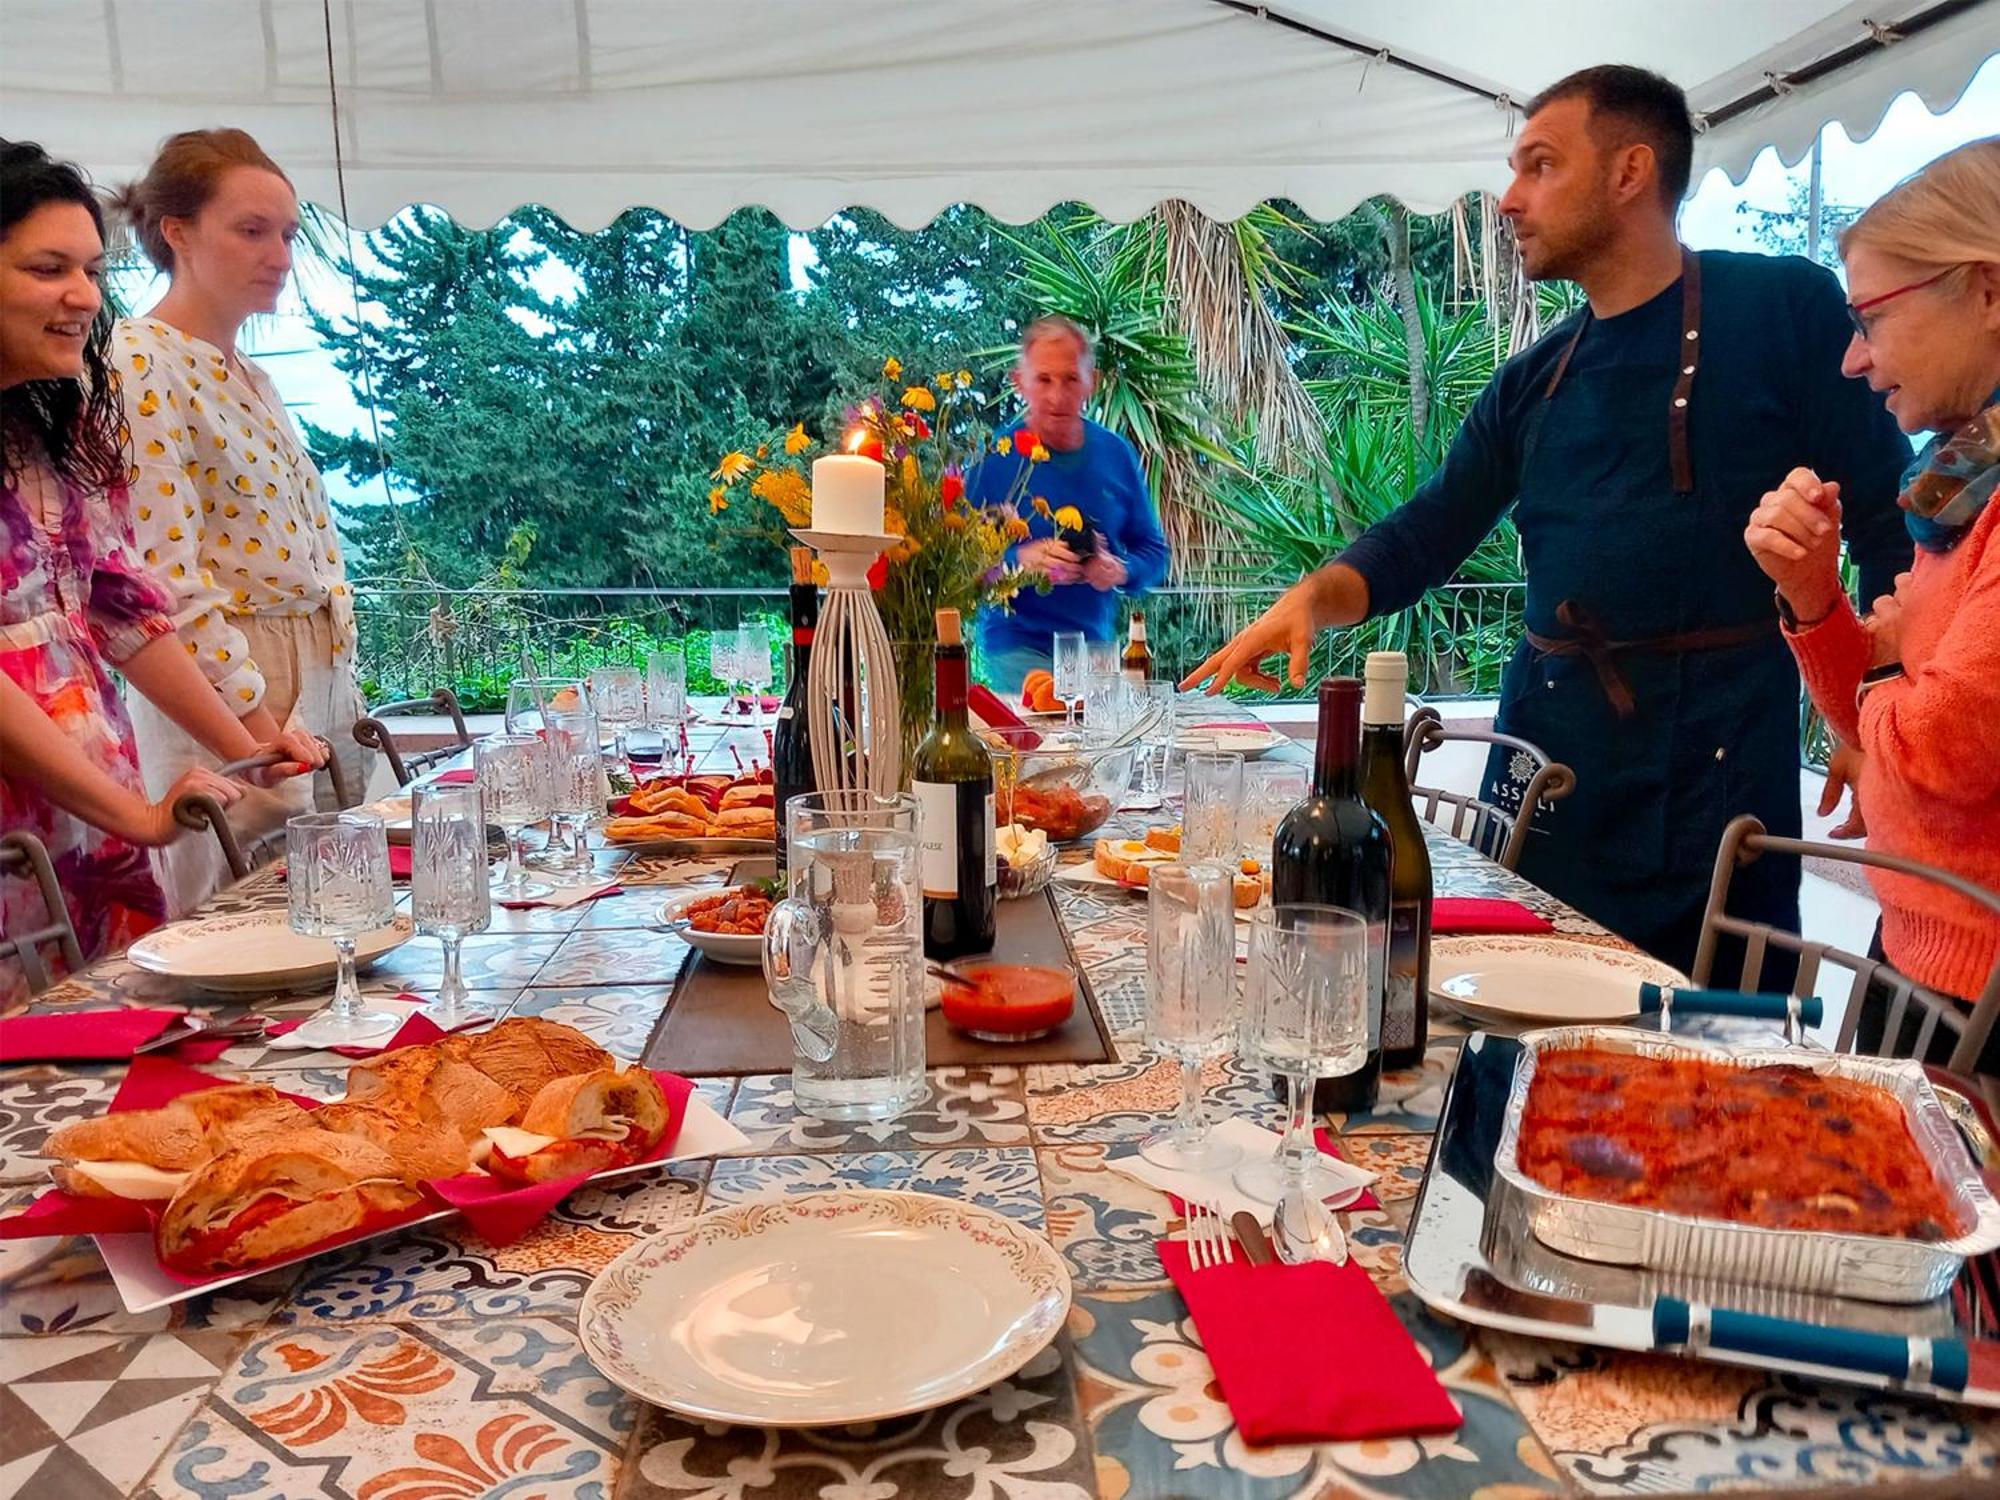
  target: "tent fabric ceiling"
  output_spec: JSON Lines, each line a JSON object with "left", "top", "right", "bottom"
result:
{"left": 1, "top": 0, "right": 1993, "bottom": 232}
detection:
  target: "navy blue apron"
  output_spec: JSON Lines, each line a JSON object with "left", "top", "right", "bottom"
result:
{"left": 1482, "top": 252, "right": 1802, "bottom": 972}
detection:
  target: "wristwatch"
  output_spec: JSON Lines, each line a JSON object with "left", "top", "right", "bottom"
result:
{"left": 1773, "top": 588, "right": 1832, "bottom": 632}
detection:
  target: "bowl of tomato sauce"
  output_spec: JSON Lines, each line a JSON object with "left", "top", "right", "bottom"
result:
{"left": 939, "top": 962, "right": 1077, "bottom": 1041}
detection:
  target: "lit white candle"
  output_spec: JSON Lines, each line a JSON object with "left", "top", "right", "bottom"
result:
{"left": 811, "top": 453, "right": 885, "bottom": 536}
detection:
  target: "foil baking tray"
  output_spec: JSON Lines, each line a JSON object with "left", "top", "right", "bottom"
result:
{"left": 1492, "top": 1026, "right": 2000, "bottom": 1303}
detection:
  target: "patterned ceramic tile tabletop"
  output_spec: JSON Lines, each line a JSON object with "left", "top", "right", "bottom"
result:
{"left": 4, "top": 816, "right": 1997, "bottom": 1500}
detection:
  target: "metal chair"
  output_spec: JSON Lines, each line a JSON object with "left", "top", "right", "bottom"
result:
{"left": 172, "top": 740, "right": 351, "bottom": 882}
{"left": 1693, "top": 815, "right": 2000, "bottom": 1106}
{"left": 352, "top": 688, "right": 474, "bottom": 787}
{"left": 1400, "top": 705, "right": 1577, "bottom": 872}
{"left": 0, "top": 831, "right": 87, "bottom": 996}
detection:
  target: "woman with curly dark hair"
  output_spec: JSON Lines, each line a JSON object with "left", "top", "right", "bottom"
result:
{"left": 0, "top": 139, "right": 315, "bottom": 1000}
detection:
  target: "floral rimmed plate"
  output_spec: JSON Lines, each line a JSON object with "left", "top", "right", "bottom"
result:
{"left": 1430, "top": 935, "right": 1687, "bottom": 1026}
{"left": 578, "top": 1189, "right": 1072, "bottom": 1426}
{"left": 124, "top": 911, "right": 413, "bottom": 994}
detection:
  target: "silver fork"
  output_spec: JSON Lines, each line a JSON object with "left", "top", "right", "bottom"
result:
{"left": 1183, "top": 1198, "right": 1236, "bottom": 1270}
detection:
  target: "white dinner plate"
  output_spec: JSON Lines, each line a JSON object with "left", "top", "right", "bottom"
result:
{"left": 1176, "top": 725, "right": 1287, "bottom": 760}
{"left": 579, "top": 1189, "right": 1073, "bottom": 1426}
{"left": 658, "top": 893, "right": 763, "bottom": 966}
{"left": 1430, "top": 935, "right": 1686, "bottom": 1026}
{"left": 125, "top": 911, "right": 413, "bottom": 994}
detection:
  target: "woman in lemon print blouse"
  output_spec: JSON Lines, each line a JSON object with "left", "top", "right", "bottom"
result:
{"left": 112, "top": 129, "right": 370, "bottom": 914}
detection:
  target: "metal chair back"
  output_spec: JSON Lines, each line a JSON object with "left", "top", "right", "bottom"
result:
{"left": 1693, "top": 815, "right": 2000, "bottom": 1102}
{"left": 171, "top": 740, "right": 350, "bottom": 882}
{"left": 1400, "top": 705, "right": 1576, "bottom": 871}
{"left": 0, "top": 831, "right": 86, "bottom": 995}
{"left": 352, "top": 688, "right": 473, "bottom": 787}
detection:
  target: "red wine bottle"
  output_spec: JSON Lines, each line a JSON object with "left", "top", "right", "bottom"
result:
{"left": 1271, "top": 676, "right": 1390, "bottom": 1112}
{"left": 913, "top": 609, "right": 997, "bottom": 959}
{"left": 1361, "top": 651, "right": 1431, "bottom": 1073}
{"left": 771, "top": 546, "right": 818, "bottom": 883}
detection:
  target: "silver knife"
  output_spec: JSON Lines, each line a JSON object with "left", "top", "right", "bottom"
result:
{"left": 1230, "top": 1210, "right": 1275, "bottom": 1266}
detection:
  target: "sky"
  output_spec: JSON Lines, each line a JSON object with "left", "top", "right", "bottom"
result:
{"left": 164, "top": 52, "right": 1999, "bottom": 523}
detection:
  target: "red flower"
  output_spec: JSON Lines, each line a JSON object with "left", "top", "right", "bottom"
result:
{"left": 906, "top": 414, "right": 932, "bottom": 440}
{"left": 941, "top": 472, "right": 964, "bottom": 506}
{"left": 1014, "top": 428, "right": 1041, "bottom": 455}
{"left": 856, "top": 435, "right": 885, "bottom": 462}
{"left": 867, "top": 554, "right": 889, "bottom": 590}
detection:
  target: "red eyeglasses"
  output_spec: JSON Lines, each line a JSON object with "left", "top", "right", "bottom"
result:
{"left": 1846, "top": 266, "right": 1959, "bottom": 338}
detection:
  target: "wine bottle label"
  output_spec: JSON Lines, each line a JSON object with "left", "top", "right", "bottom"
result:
{"left": 1381, "top": 904, "right": 1421, "bottom": 1050}
{"left": 777, "top": 705, "right": 794, "bottom": 721}
{"left": 914, "top": 780, "right": 960, "bottom": 898}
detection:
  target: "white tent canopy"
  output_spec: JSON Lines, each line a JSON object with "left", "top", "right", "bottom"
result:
{"left": 3, "top": 0, "right": 1995, "bottom": 231}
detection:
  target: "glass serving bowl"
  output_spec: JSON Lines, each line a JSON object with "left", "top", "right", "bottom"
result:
{"left": 982, "top": 727, "right": 1137, "bottom": 845}
{"left": 997, "top": 838, "right": 1059, "bottom": 900}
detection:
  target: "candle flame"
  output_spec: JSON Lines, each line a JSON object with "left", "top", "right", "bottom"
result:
{"left": 844, "top": 428, "right": 864, "bottom": 454}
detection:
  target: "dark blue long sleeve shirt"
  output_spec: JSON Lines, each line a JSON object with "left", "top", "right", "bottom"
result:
{"left": 968, "top": 417, "right": 1171, "bottom": 654}
{"left": 1338, "top": 250, "right": 1912, "bottom": 631}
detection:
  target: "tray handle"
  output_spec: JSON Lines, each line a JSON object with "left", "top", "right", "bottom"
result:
{"left": 1654, "top": 1296, "right": 1969, "bottom": 1392}
{"left": 1638, "top": 985, "right": 1823, "bottom": 1039}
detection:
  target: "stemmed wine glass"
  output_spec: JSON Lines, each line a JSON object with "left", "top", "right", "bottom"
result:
{"left": 476, "top": 733, "right": 553, "bottom": 901}
{"left": 1133, "top": 681, "right": 1178, "bottom": 808}
{"left": 1182, "top": 750, "right": 1245, "bottom": 864}
{"left": 409, "top": 779, "right": 494, "bottom": 1025}
{"left": 589, "top": 665, "right": 643, "bottom": 774}
{"left": 505, "top": 677, "right": 590, "bottom": 736}
{"left": 285, "top": 810, "right": 399, "bottom": 1047}
{"left": 647, "top": 646, "right": 689, "bottom": 771}
{"left": 1235, "top": 904, "right": 1369, "bottom": 1263}
{"left": 537, "top": 707, "right": 602, "bottom": 878}
{"left": 1140, "top": 862, "right": 1240, "bottom": 1172}
{"left": 1082, "top": 670, "right": 1131, "bottom": 734}
{"left": 1052, "top": 631, "right": 1087, "bottom": 728}
{"left": 708, "top": 630, "right": 739, "bottom": 719}
{"left": 738, "top": 622, "right": 773, "bottom": 734}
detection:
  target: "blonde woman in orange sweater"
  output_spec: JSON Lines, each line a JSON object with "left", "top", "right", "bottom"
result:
{"left": 1746, "top": 136, "right": 2000, "bottom": 1066}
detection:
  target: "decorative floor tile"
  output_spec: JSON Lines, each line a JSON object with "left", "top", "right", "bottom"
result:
{"left": 535, "top": 929, "right": 691, "bottom": 988}
{"left": 276, "top": 1161, "right": 705, "bottom": 1326}
{"left": 622, "top": 1336, "right": 1093, "bottom": 1500}
{"left": 727, "top": 1066, "right": 1029, "bottom": 1153}
{"left": 705, "top": 1147, "right": 1046, "bottom": 1229}
{"left": 0, "top": 1069, "right": 116, "bottom": 1186}
{"left": 1068, "top": 1286, "right": 1562, "bottom": 1499}
{"left": 0, "top": 1327, "right": 238, "bottom": 1500}
{"left": 1037, "top": 1142, "right": 1175, "bottom": 1290}
{"left": 504, "top": 984, "right": 675, "bottom": 1061}
{"left": 1026, "top": 1053, "right": 1286, "bottom": 1146}
{"left": 365, "top": 934, "right": 564, "bottom": 991}
{"left": 1484, "top": 1331, "right": 2000, "bottom": 1494}
{"left": 0, "top": 1228, "right": 299, "bottom": 1340}
{"left": 1339, "top": 1134, "right": 1435, "bottom": 1204}
{"left": 147, "top": 1316, "right": 634, "bottom": 1500}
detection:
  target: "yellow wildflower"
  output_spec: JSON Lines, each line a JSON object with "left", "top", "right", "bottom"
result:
{"left": 934, "top": 373, "right": 955, "bottom": 393}
{"left": 708, "top": 487, "right": 729, "bottom": 514}
{"left": 751, "top": 467, "right": 812, "bottom": 526}
{"left": 1003, "top": 515, "right": 1031, "bottom": 542}
{"left": 755, "top": 443, "right": 770, "bottom": 460}
{"left": 784, "top": 422, "right": 811, "bottom": 455}
{"left": 712, "top": 451, "right": 754, "bottom": 484}
{"left": 882, "top": 356, "right": 903, "bottom": 382}
{"left": 901, "top": 455, "right": 922, "bottom": 494}
{"left": 956, "top": 369, "right": 973, "bottom": 388}
{"left": 1054, "top": 505, "right": 1084, "bottom": 532}
{"left": 810, "top": 560, "right": 831, "bottom": 587}
{"left": 1029, "top": 444, "right": 1051, "bottom": 463}
{"left": 901, "top": 386, "right": 936, "bottom": 412}
{"left": 995, "top": 436, "right": 1012, "bottom": 457}
{"left": 884, "top": 505, "right": 908, "bottom": 537}
{"left": 942, "top": 511, "right": 969, "bottom": 533}
{"left": 1031, "top": 495, "right": 1053, "bottom": 519}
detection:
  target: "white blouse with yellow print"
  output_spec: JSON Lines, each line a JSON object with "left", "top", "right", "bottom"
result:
{"left": 115, "top": 316, "right": 355, "bottom": 713}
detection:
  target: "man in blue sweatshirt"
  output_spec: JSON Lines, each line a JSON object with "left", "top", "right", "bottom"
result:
{"left": 970, "top": 316, "right": 1172, "bottom": 690}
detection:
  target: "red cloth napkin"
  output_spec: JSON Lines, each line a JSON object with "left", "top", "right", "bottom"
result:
{"left": 0, "top": 1008, "right": 183, "bottom": 1062}
{"left": 1431, "top": 898, "right": 1554, "bottom": 936}
{"left": 497, "top": 882, "right": 624, "bottom": 911}
{"left": 279, "top": 845, "right": 414, "bottom": 880}
{"left": 1191, "top": 720, "right": 1270, "bottom": 732}
{"left": 433, "top": 769, "right": 477, "bottom": 785}
{"left": 1161, "top": 1239, "right": 1461, "bottom": 1444}
{"left": 415, "top": 1070, "right": 695, "bottom": 1245}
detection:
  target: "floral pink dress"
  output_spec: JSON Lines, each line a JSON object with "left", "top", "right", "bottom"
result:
{"left": 2, "top": 460, "right": 177, "bottom": 1002}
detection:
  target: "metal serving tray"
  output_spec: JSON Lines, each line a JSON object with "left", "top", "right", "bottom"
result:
{"left": 1493, "top": 1026, "right": 2000, "bottom": 1302}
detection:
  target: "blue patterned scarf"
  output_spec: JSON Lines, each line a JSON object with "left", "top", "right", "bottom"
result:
{"left": 1902, "top": 388, "right": 2000, "bottom": 554}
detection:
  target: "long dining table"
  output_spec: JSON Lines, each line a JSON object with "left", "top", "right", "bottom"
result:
{"left": 3, "top": 787, "right": 1997, "bottom": 1500}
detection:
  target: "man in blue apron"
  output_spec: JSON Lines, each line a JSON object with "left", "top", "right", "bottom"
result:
{"left": 1184, "top": 65, "right": 1911, "bottom": 971}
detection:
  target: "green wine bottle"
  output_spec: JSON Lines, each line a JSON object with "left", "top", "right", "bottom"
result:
{"left": 1360, "top": 651, "right": 1432, "bottom": 1073}
{"left": 912, "top": 608, "right": 997, "bottom": 959}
